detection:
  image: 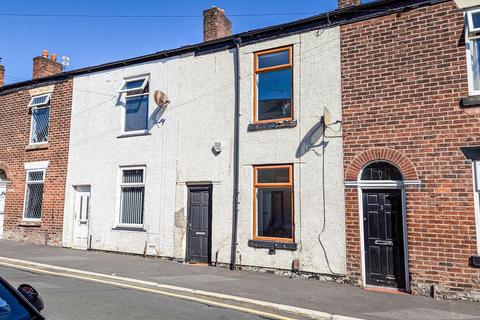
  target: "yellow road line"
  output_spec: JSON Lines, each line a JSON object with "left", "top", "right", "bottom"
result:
{"left": 0, "top": 261, "right": 298, "bottom": 320}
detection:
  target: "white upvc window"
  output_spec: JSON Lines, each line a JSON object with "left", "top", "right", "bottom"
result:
{"left": 472, "top": 161, "right": 480, "bottom": 254}
{"left": 118, "top": 76, "right": 150, "bottom": 135}
{"left": 118, "top": 166, "right": 146, "bottom": 227}
{"left": 23, "top": 169, "right": 45, "bottom": 220}
{"left": 28, "top": 94, "right": 51, "bottom": 145}
{"left": 465, "top": 9, "right": 480, "bottom": 96}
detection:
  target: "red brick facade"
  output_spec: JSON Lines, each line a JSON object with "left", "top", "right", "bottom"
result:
{"left": 341, "top": 1, "right": 480, "bottom": 300}
{"left": 0, "top": 79, "right": 73, "bottom": 245}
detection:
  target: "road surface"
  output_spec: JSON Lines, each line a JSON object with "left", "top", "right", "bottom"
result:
{"left": 0, "top": 266, "right": 269, "bottom": 320}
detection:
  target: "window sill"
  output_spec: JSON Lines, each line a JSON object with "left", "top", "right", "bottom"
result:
{"left": 247, "top": 120, "right": 297, "bottom": 132}
{"left": 117, "top": 132, "right": 151, "bottom": 139}
{"left": 112, "top": 226, "right": 146, "bottom": 232}
{"left": 248, "top": 239, "right": 297, "bottom": 251}
{"left": 25, "top": 143, "right": 49, "bottom": 151}
{"left": 18, "top": 221, "right": 42, "bottom": 227}
{"left": 460, "top": 96, "right": 480, "bottom": 108}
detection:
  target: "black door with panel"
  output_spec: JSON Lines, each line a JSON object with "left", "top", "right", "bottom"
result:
{"left": 363, "top": 189, "right": 405, "bottom": 289}
{"left": 186, "top": 186, "right": 212, "bottom": 263}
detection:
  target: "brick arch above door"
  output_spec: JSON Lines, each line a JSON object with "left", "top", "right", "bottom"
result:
{"left": 345, "top": 148, "right": 418, "bottom": 181}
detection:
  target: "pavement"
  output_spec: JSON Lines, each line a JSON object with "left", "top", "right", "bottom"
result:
{"left": 0, "top": 240, "right": 479, "bottom": 320}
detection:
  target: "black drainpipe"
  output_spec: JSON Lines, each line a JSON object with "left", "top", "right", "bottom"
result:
{"left": 230, "top": 37, "right": 242, "bottom": 270}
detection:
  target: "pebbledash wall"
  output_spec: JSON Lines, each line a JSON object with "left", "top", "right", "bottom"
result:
{"left": 0, "top": 76, "right": 73, "bottom": 245}
{"left": 341, "top": 0, "right": 480, "bottom": 300}
{"left": 62, "top": 27, "right": 346, "bottom": 275}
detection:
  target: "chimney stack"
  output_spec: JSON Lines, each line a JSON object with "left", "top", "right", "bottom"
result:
{"left": 338, "top": 0, "right": 361, "bottom": 9}
{"left": 203, "top": 6, "right": 232, "bottom": 42}
{"left": 0, "top": 63, "right": 4, "bottom": 87}
{"left": 32, "top": 50, "right": 63, "bottom": 79}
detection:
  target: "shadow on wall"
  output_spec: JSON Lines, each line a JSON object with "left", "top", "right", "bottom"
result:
{"left": 295, "top": 120, "right": 328, "bottom": 158}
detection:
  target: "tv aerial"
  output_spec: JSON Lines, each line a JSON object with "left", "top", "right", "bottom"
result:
{"left": 61, "top": 56, "right": 70, "bottom": 68}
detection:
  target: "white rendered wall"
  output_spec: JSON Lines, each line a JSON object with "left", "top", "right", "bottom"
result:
{"left": 64, "top": 26, "right": 345, "bottom": 275}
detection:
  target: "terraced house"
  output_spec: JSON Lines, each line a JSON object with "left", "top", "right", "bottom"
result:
{"left": 340, "top": 0, "right": 480, "bottom": 300}
{"left": 1, "top": 0, "right": 479, "bottom": 303}
{"left": 60, "top": 7, "right": 346, "bottom": 277}
{"left": 0, "top": 52, "right": 73, "bottom": 245}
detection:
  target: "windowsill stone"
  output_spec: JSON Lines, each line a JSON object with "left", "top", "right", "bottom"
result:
{"left": 117, "top": 132, "right": 151, "bottom": 139}
{"left": 112, "top": 226, "right": 146, "bottom": 232}
{"left": 247, "top": 120, "right": 297, "bottom": 132}
{"left": 248, "top": 239, "right": 297, "bottom": 251}
{"left": 460, "top": 96, "right": 480, "bottom": 108}
{"left": 18, "top": 221, "right": 42, "bottom": 227}
{"left": 25, "top": 143, "right": 49, "bottom": 151}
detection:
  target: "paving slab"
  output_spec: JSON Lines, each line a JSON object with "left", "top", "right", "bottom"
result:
{"left": 0, "top": 240, "right": 478, "bottom": 320}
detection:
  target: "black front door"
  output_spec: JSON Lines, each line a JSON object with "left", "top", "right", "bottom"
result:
{"left": 363, "top": 189, "right": 406, "bottom": 289}
{"left": 186, "top": 186, "right": 212, "bottom": 263}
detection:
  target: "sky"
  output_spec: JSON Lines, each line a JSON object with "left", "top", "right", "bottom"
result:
{"left": 0, "top": 0, "right": 338, "bottom": 84}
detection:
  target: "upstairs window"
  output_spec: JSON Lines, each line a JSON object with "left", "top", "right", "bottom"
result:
{"left": 466, "top": 9, "right": 480, "bottom": 95}
{"left": 254, "top": 47, "right": 293, "bottom": 123}
{"left": 119, "top": 76, "right": 149, "bottom": 134}
{"left": 253, "top": 164, "right": 294, "bottom": 241}
{"left": 23, "top": 169, "right": 45, "bottom": 220}
{"left": 28, "top": 94, "right": 51, "bottom": 144}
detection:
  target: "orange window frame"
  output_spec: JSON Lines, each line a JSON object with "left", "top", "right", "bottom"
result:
{"left": 253, "top": 46, "right": 293, "bottom": 124}
{"left": 253, "top": 164, "right": 294, "bottom": 242}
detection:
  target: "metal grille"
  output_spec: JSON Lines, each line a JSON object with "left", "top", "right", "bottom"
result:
{"left": 120, "top": 168, "right": 145, "bottom": 225}
{"left": 31, "top": 107, "right": 50, "bottom": 143}
{"left": 27, "top": 171, "right": 44, "bottom": 181}
{"left": 29, "top": 93, "right": 50, "bottom": 107}
{"left": 24, "top": 183, "right": 44, "bottom": 219}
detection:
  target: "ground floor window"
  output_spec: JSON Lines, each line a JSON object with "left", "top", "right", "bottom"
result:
{"left": 119, "top": 167, "right": 145, "bottom": 226}
{"left": 253, "top": 164, "right": 293, "bottom": 241}
{"left": 23, "top": 170, "right": 45, "bottom": 220}
{"left": 473, "top": 161, "right": 480, "bottom": 253}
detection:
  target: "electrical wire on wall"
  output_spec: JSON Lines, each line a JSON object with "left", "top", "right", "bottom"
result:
{"left": 318, "top": 117, "right": 343, "bottom": 276}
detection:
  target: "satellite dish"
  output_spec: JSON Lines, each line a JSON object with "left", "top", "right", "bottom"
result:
{"left": 322, "top": 107, "right": 332, "bottom": 127}
{"left": 154, "top": 90, "right": 170, "bottom": 107}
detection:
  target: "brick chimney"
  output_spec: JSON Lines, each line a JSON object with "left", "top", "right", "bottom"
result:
{"left": 0, "top": 63, "right": 4, "bottom": 87}
{"left": 203, "top": 6, "right": 232, "bottom": 42}
{"left": 32, "top": 50, "right": 63, "bottom": 79}
{"left": 338, "top": 0, "right": 361, "bottom": 9}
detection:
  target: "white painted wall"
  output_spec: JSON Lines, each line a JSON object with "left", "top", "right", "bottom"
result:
{"left": 64, "top": 26, "right": 345, "bottom": 275}
{"left": 235, "top": 28, "right": 346, "bottom": 274}
{"left": 63, "top": 58, "right": 180, "bottom": 256}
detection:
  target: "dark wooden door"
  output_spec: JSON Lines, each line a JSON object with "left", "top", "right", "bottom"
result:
{"left": 363, "top": 189, "right": 405, "bottom": 289}
{"left": 186, "top": 186, "right": 212, "bottom": 263}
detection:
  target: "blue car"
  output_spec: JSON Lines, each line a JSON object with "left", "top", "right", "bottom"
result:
{"left": 0, "top": 276, "right": 44, "bottom": 320}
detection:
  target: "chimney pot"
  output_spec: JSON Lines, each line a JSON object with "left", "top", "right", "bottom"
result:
{"left": 338, "top": 0, "right": 361, "bottom": 9}
{"left": 51, "top": 53, "right": 57, "bottom": 61}
{"left": 203, "top": 6, "right": 232, "bottom": 42}
{"left": 42, "top": 49, "right": 49, "bottom": 58}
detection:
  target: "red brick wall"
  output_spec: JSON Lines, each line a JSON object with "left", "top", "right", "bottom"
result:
{"left": 341, "top": 1, "right": 480, "bottom": 300}
{"left": 0, "top": 79, "right": 73, "bottom": 245}
{"left": 203, "top": 7, "right": 232, "bottom": 42}
{"left": 32, "top": 57, "right": 63, "bottom": 79}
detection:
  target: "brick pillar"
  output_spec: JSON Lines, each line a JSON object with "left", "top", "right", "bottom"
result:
{"left": 339, "top": 0, "right": 361, "bottom": 9}
{"left": 0, "top": 64, "right": 4, "bottom": 87}
{"left": 32, "top": 50, "right": 63, "bottom": 79}
{"left": 203, "top": 6, "right": 232, "bottom": 42}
